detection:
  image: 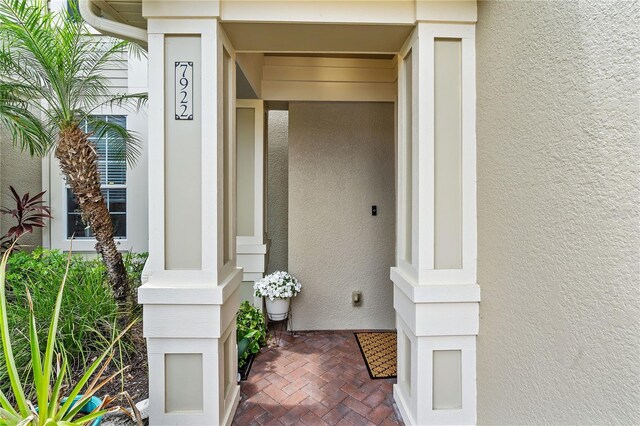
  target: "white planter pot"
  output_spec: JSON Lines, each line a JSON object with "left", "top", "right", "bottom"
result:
{"left": 265, "top": 297, "right": 290, "bottom": 321}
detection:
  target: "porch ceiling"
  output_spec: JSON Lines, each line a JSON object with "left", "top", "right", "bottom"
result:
{"left": 87, "top": 1, "right": 413, "bottom": 54}
{"left": 222, "top": 22, "right": 414, "bottom": 54}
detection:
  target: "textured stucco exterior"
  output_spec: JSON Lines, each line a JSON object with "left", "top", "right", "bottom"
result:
{"left": 0, "top": 128, "right": 43, "bottom": 248}
{"left": 476, "top": 1, "right": 640, "bottom": 424}
{"left": 288, "top": 102, "right": 395, "bottom": 330}
{"left": 266, "top": 110, "right": 289, "bottom": 274}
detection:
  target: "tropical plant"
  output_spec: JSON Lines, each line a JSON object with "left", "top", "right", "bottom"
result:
{"left": 0, "top": 248, "right": 143, "bottom": 397}
{"left": 0, "top": 0, "right": 146, "bottom": 301}
{"left": 0, "top": 186, "right": 52, "bottom": 252}
{"left": 254, "top": 271, "right": 302, "bottom": 300}
{"left": 121, "top": 251, "right": 148, "bottom": 305}
{"left": 0, "top": 244, "right": 132, "bottom": 425}
{"left": 236, "top": 301, "right": 266, "bottom": 369}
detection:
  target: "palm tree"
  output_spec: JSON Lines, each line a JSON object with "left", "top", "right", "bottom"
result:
{"left": 0, "top": 0, "right": 145, "bottom": 301}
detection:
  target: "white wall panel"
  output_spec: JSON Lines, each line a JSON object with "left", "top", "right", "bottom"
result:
{"left": 164, "top": 36, "right": 202, "bottom": 270}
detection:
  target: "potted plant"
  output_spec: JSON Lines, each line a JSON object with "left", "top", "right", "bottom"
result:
{"left": 254, "top": 271, "right": 302, "bottom": 321}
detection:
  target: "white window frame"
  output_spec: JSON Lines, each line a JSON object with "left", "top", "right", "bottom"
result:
{"left": 63, "top": 115, "right": 128, "bottom": 241}
{"left": 47, "top": 104, "right": 148, "bottom": 254}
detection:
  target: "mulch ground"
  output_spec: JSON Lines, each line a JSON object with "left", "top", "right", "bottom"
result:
{"left": 101, "top": 321, "right": 149, "bottom": 403}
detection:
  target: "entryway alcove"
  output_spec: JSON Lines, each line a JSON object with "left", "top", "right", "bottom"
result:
{"left": 137, "top": 6, "right": 479, "bottom": 424}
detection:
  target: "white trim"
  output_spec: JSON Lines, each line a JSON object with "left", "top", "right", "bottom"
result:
{"left": 219, "top": 322, "right": 240, "bottom": 425}
{"left": 220, "top": 0, "right": 415, "bottom": 24}
{"left": 236, "top": 253, "right": 265, "bottom": 274}
{"left": 201, "top": 20, "right": 220, "bottom": 272}
{"left": 394, "top": 384, "right": 416, "bottom": 426}
{"left": 264, "top": 55, "right": 398, "bottom": 69}
{"left": 416, "top": 22, "right": 476, "bottom": 285}
{"left": 392, "top": 21, "right": 478, "bottom": 426}
{"left": 391, "top": 267, "right": 480, "bottom": 303}
{"left": 396, "top": 28, "right": 418, "bottom": 280}
{"left": 395, "top": 309, "right": 477, "bottom": 425}
{"left": 263, "top": 65, "right": 396, "bottom": 83}
{"left": 141, "top": 268, "right": 242, "bottom": 425}
{"left": 145, "top": 33, "right": 165, "bottom": 273}
{"left": 236, "top": 99, "right": 267, "bottom": 281}
{"left": 242, "top": 272, "right": 263, "bottom": 282}
{"left": 415, "top": 0, "right": 477, "bottom": 23}
{"left": 261, "top": 55, "right": 398, "bottom": 102}
{"left": 140, "top": 269, "right": 242, "bottom": 318}
{"left": 418, "top": 336, "right": 477, "bottom": 425}
{"left": 147, "top": 18, "right": 217, "bottom": 35}
{"left": 142, "top": 0, "right": 221, "bottom": 20}
{"left": 462, "top": 33, "right": 478, "bottom": 285}
{"left": 217, "top": 23, "right": 238, "bottom": 281}
{"left": 417, "top": 22, "right": 435, "bottom": 274}
{"left": 236, "top": 243, "right": 267, "bottom": 254}
{"left": 49, "top": 108, "right": 148, "bottom": 254}
{"left": 236, "top": 99, "right": 264, "bottom": 247}
{"left": 261, "top": 80, "right": 396, "bottom": 103}
{"left": 147, "top": 339, "right": 220, "bottom": 425}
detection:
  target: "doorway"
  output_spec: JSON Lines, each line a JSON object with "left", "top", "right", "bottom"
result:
{"left": 265, "top": 101, "right": 396, "bottom": 331}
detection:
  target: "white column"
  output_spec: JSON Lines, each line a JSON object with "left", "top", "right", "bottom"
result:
{"left": 138, "top": 2, "right": 241, "bottom": 424}
{"left": 393, "top": 20, "right": 479, "bottom": 426}
{"left": 235, "top": 100, "right": 267, "bottom": 305}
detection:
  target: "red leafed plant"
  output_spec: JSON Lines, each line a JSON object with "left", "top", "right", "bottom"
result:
{"left": 0, "top": 186, "right": 52, "bottom": 248}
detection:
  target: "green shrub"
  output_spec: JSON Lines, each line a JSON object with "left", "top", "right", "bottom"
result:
{"left": 122, "top": 251, "right": 148, "bottom": 306}
{"left": 0, "top": 248, "right": 147, "bottom": 399}
{"left": 236, "top": 301, "right": 266, "bottom": 369}
{"left": 0, "top": 246, "right": 131, "bottom": 426}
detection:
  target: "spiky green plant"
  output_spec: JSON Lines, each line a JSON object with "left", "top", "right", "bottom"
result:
{"left": 0, "top": 0, "right": 146, "bottom": 301}
{"left": 0, "top": 244, "right": 133, "bottom": 425}
{"left": 0, "top": 248, "right": 139, "bottom": 398}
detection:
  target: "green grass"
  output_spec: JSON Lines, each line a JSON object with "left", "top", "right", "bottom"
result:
{"left": 0, "top": 248, "right": 147, "bottom": 399}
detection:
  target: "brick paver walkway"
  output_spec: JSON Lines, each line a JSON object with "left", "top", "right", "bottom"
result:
{"left": 232, "top": 331, "right": 403, "bottom": 425}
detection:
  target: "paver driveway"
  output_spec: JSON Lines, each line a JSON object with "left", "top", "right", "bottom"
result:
{"left": 232, "top": 330, "right": 403, "bottom": 425}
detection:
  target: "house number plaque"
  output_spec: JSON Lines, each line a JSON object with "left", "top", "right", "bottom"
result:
{"left": 175, "top": 61, "right": 193, "bottom": 120}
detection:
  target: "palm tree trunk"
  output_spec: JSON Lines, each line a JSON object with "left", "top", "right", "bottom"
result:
{"left": 55, "top": 125, "right": 129, "bottom": 302}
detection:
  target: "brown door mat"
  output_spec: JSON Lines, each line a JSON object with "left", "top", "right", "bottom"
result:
{"left": 354, "top": 331, "right": 397, "bottom": 379}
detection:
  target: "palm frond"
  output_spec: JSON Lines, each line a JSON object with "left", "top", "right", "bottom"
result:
{"left": 86, "top": 92, "right": 148, "bottom": 116}
{"left": 84, "top": 116, "right": 142, "bottom": 167}
{"left": 68, "top": 38, "right": 129, "bottom": 115}
{"left": 0, "top": 0, "right": 71, "bottom": 121}
{"left": 0, "top": 90, "right": 52, "bottom": 156}
{"left": 0, "top": 0, "right": 147, "bottom": 152}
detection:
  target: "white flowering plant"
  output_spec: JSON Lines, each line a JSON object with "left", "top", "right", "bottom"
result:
{"left": 254, "top": 271, "right": 302, "bottom": 300}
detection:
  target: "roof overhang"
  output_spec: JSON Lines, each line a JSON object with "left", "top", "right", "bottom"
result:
{"left": 81, "top": 0, "right": 476, "bottom": 52}
{"left": 79, "top": 0, "right": 147, "bottom": 47}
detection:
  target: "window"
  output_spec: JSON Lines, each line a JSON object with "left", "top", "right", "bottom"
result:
{"left": 66, "top": 115, "right": 127, "bottom": 239}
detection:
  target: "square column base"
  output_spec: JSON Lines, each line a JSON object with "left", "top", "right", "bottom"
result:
{"left": 139, "top": 268, "right": 243, "bottom": 425}
{"left": 392, "top": 267, "right": 480, "bottom": 425}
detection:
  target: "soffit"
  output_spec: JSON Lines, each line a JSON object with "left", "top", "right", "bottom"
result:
{"left": 92, "top": 0, "right": 146, "bottom": 29}
{"left": 91, "top": 1, "right": 415, "bottom": 54}
{"left": 90, "top": 0, "right": 475, "bottom": 38}
{"left": 222, "top": 22, "right": 414, "bottom": 54}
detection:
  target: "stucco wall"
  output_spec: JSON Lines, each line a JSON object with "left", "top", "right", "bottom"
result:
{"left": 266, "top": 110, "right": 289, "bottom": 274}
{"left": 288, "top": 102, "right": 395, "bottom": 330}
{"left": 476, "top": 1, "right": 640, "bottom": 424}
{"left": 0, "top": 128, "right": 43, "bottom": 248}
